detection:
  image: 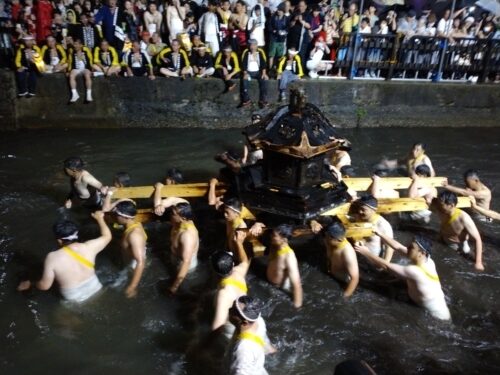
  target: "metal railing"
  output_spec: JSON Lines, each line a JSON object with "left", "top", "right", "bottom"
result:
{"left": 323, "top": 33, "right": 499, "bottom": 82}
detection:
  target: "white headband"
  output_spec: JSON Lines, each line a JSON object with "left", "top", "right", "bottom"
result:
{"left": 235, "top": 299, "right": 260, "bottom": 322}
{"left": 114, "top": 209, "right": 135, "bottom": 219}
{"left": 226, "top": 204, "right": 241, "bottom": 214}
{"left": 61, "top": 231, "right": 79, "bottom": 241}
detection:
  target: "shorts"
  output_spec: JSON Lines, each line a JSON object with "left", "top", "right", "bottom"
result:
{"left": 269, "top": 41, "right": 286, "bottom": 58}
{"left": 444, "top": 238, "right": 471, "bottom": 254}
{"left": 60, "top": 274, "right": 103, "bottom": 303}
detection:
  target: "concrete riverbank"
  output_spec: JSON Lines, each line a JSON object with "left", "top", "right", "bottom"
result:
{"left": 1, "top": 70, "right": 499, "bottom": 130}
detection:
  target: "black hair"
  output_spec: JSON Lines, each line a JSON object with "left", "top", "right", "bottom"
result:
{"left": 273, "top": 224, "right": 293, "bottom": 240}
{"left": 211, "top": 251, "right": 234, "bottom": 276}
{"left": 234, "top": 295, "right": 261, "bottom": 321}
{"left": 224, "top": 197, "right": 242, "bottom": 212}
{"left": 438, "top": 190, "right": 458, "bottom": 206}
{"left": 115, "top": 200, "right": 137, "bottom": 217}
{"left": 359, "top": 195, "right": 378, "bottom": 210}
{"left": 166, "top": 167, "right": 183, "bottom": 183}
{"left": 53, "top": 220, "right": 79, "bottom": 242}
{"left": 340, "top": 165, "right": 356, "bottom": 177}
{"left": 373, "top": 169, "right": 389, "bottom": 177}
{"left": 463, "top": 169, "right": 479, "bottom": 180}
{"left": 174, "top": 202, "right": 194, "bottom": 220}
{"left": 414, "top": 234, "right": 432, "bottom": 257}
{"left": 114, "top": 171, "right": 131, "bottom": 187}
{"left": 415, "top": 164, "right": 431, "bottom": 177}
{"left": 324, "top": 221, "right": 346, "bottom": 240}
{"left": 63, "top": 156, "right": 84, "bottom": 171}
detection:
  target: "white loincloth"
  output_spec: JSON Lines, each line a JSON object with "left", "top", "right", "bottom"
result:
{"left": 60, "top": 274, "right": 103, "bottom": 303}
{"left": 421, "top": 295, "right": 451, "bottom": 321}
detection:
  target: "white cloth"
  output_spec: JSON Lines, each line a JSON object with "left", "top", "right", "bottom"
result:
{"left": 60, "top": 274, "right": 102, "bottom": 303}
{"left": 170, "top": 252, "right": 198, "bottom": 272}
{"left": 421, "top": 294, "right": 451, "bottom": 320}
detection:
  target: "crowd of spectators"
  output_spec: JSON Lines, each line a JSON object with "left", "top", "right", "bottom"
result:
{"left": 1, "top": 0, "right": 499, "bottom": 103}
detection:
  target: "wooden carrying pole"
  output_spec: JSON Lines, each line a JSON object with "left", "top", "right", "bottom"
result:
{"left": 112, "top": 177, "right": 447, "bottom": 200}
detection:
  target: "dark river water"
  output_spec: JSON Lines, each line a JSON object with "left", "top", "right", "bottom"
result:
{"left": 0, "top": 128, "right": 499, "bottom": 375}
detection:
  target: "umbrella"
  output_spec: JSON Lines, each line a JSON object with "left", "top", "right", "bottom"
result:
{"left": 475, "top": 0, "right": 500, "bottom": 16}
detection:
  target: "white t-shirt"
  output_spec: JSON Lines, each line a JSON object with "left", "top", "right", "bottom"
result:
{"left": 437, "top": 18, "right": 452, "bottom": 36}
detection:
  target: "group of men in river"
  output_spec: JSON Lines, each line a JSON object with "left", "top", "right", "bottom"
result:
{"left": 16, "top": 139, "right": 495, "bottom": 374}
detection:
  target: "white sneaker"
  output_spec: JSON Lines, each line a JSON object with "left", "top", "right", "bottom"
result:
{"left": 93, "top": 71, "right": 104, "bottom": 77}
{"left": 70, "top": 92, "right": 80, "bottom": 102}
{"left": 308, "top": 71, "right": 318, "bottom": 79}
{"left": 86, "top": 92, "right": 93, "bottom": 102}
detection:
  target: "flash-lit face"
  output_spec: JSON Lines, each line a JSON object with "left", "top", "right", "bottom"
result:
{"left": 170, "top": 207, "right": 183, "bottom": 224}
{"left": 412, "top": 144, "right": 424, "bottom": 158}
{"left": 270, "top": 230, "right": 286, "bottom": 247}
{"left": 64, "top": 167, "right": 77, "bottom": 177}
{"left": 171, "top": 41, "right": 180, "bottom": 52}
{"left": 465, "top": 177, "right": 478, "bottom": 189}
{"left": 355, "top": 204, "right": 375, "bottom": 221}
{"left": 224, "top": 206, "right": 239, "bottom": 221}
{"left": 325, "top": 235, "right": 342, "bottom": 247}
{"left": 408, "top": 241, "right": 426, "bottom": 262}
{"left": 437, "top": 200, "right": 455, "bottom": 216}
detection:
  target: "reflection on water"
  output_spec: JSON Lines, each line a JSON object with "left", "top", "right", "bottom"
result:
{"left": 0, "top": 128, "right": 500, "bottom": 375}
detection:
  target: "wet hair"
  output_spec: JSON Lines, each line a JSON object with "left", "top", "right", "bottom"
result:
{"left": 114, "top": 200, "right": 137, "bottom": 218}
{"left": 211, "top": 250, "right": 234, "bottom": 276}
{"left": 463, "top": 169, "right": 479, "bottom": 180}
{"left": 53, "top": 220, "right": 79, "bottom": 242}
{"left": 166, "top": 167, "right": 183, "bottom": 183}
{"left": 114, "top": 171, "right": 131, "bottom": 187}
{"left": 324, "top": 221, "right": 346, "bottom": 240}
{"left": 174, "top": 202, "right": 193, "bottom": 220}
{"left": 415, "top": 164, "right": 431, "bottom": 177}
{"left": 340, "top": 165, "right": 356, "bottom": 177}
{"left": 438, "top": 190, "right": 458, "bottom": 206}
{"left": 359, "top": 195, "right": 378, "bottom": 210}
{"left": 63, "top": 156, "right": 84, "bottom": 171}
{"left": 273, "top": 224, "right": 293, "bottom": 240}
{"left": 224, "top": 197, "right": 242, "bottom": 213}
{"left": 234, "top": 295, "right": 262, "bottom": 321}
{"left": 414, "top": 234, "right": 432, "bottom": 257}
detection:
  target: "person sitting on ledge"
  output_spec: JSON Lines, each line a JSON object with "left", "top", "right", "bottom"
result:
{"left": 14, "top": 34, "right": 41, "bottom": 98}
{"left": 239, "top": 39, "right": 269, "bottom": 109}
{"left": 124, "top": 40, "right": 156, "bottom": 79}
{"left": 157, "top": 38, "right": 193, "bottom": 79}
{"left": 191, "top": 43, "right": 215, "bottom": 78}
{"left": 67, "top": 38, "right": 94, "bottom": 103}
{"left": 17, "top": 214, "right": 111, "bottom": 303}
{"left": 40, "top": 35, "right": 68, "bottom": 74}
{"left": 92, "top": 39, "right": 121, "bottom": 77}
{"left": 276, "top": 47, "right": 303, "bottom": 102}
{"left": 214, "top": 45, "right": 241, "bottom": 93}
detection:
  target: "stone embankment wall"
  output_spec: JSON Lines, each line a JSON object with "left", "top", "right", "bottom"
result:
{"left": 1, "top": 70, "right": 499, "bottom": 130}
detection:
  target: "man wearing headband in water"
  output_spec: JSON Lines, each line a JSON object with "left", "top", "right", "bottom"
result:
{"left": 355, "top": 233, "right": 451, "bottom": 320}
{"left": 211, "top": 230, "right": 250, "bottom": 332}
{"left": 266, "top": 224, "right": 303, "bottom": 308}
{"left": 350, "top": 195, "right": 395, "bottom": 262}
{"left": 153, "top": 183, "right": 199, "bottom": 294}
{"left": 17, "top": 212, "right": 111, "bottom": 303}
{"left": 323, "top": 222, "right": 359, "bottom": 298}
{"left": 63, "top": 156, "right": 108, "bottom": 209}
{"left": 432, "top": 191, "right": 484, "bottom": 271}
{"left": 227, "top": 295, "right": 276, "bottom": 374}
{"left": 113, "top": 201, "right": 148, "bottom": 297}
{"left": 219, "top": 197, "right": 248, "bottom": 262}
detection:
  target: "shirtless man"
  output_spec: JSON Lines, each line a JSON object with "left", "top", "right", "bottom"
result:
{"left": 378, "top": 142, "right": 435, "bottom": 177}
{"left": 470, "top": 196, "right": 500, "bottom": 221}
{"left": 323, "top": 222, "right": 359, "bottom": 298}
{"left": 403, "top": 164, "right": 437, "bottom": 224}
{"left": 433, "top": 191, "right": 484, "bottom": 271}
{"left": 266, "top": 224, "right": 303, "bottom": 308}
{"left": 153, "top": 182, "right": 199, "bottom": 294}
{"left": 63, "top": 156, "right": 108, "bottom": 209}
{"left": 113, "top": 201, "right": 148, "bottom": 297}
{"left": 355, "top": 233, "right": 451, "bottom": 320}
{"left": 222, "top": 197, "right": 248, "bottom": 259}
{"left": 443, "top": 169, "right": 492, "bottom": 210}
{"left": 227, "top": 295, "right": 276, "bottom": 375}
{"left": 212, "top": 230, "right": 250, "bottom": 331}
{"left": 17, "top": 212, "right": 111, "bottom": 302}
{"left": 102, "top": 172, "right": 131, "bottom": 212}
{"left": 351, "top": 195, "right": 395, "bottom": 262}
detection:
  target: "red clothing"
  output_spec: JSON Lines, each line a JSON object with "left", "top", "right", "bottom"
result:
{"left": 11, "top": 3, "right": 21, "bottom": 21}
{"left": 35, "top": 0, "right": 53, "bottom": 43}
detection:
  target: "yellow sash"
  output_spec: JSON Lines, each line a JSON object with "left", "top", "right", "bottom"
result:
{"left": 220, "top": 277, "right": 248, "bottom": 293}
{"left": 173, "top": 221, "right": 198, "bottom": 236}
{"left": 332, "top": 239, "right": 350, "bottom": 252}
{"left": 238, "top": 331, "right": 265, "bottom": 348}
{"left": 408, "top": 153, "right": 426, "bottom": 171}
{"left": 231, "top": 217, "right": 244, "bottom": 230}
{"left": 63, "top": 246, "right": 94, "bottom": 269}
{"left": 417, "top": 264, "right": 440, "bottom": 283}
{"left": 446, "top": 208, "right": 461, "bottom": 225}
{"left": 269, "top": 244, "right": 293, "bottom": 261}
{"left": 124, "top": 222, "right": 148, "bottom": 241}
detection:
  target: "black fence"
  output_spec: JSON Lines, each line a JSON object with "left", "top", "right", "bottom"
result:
{"left": 329, "top": 33, "right": 500, "bottom": 82}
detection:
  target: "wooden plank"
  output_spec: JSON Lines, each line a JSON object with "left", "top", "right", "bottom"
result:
{"left": 343, "top": 177, "right": 447, "bottom": 191}
{"left": 113, "top": 183, "right": 226, "bottom": 199}
{"left": 322, "top": 196, "right": 471, "bottom": 216}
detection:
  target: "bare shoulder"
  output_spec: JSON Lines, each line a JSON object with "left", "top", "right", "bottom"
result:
{"left": 377, "top": 216, "right": 393, "bottom": 234}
